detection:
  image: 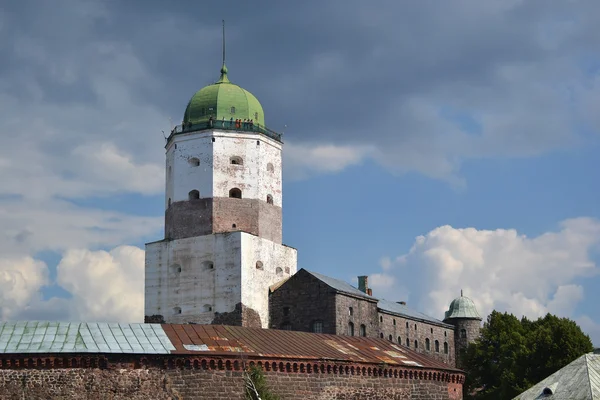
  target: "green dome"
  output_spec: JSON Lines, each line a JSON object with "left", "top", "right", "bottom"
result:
{"left": 443, "top": 292, "right": 482, "bottom": 321}
{"left": 183, "top": 65, "right": 265, "bottom": 127}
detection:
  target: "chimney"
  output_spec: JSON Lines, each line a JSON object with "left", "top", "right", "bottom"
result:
{"left": 397, "top": 301, "right": 406, "bottom": 306}
{"left": 358, "top": 276, "right": 368, "bottom": 293}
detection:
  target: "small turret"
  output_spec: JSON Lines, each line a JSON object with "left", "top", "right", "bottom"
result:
{"left": 443, "top": 290, "right": 482, "bottom": 367}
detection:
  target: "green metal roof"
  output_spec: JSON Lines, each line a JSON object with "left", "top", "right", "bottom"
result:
{"left": 443, "top": 293, "right": 482, "bottom": 321}
{"left": 0, "top": 321, "right": 175, "bottom": 354}
{"left": 183, "top": 64, "right": 265, "bottom": 127}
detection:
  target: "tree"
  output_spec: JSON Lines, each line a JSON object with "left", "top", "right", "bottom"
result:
{"left": 462, "top": 311, "right": 593, "bottom": 400}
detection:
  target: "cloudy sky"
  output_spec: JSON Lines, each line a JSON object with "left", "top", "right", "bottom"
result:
{"left": 1, "top": 1, "right": 599, "bottom": 343}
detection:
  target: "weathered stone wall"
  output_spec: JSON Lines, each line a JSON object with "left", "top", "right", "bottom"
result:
{"left": 165, "top": 198, "right": 212, "bottom": 239}
{"left": 447, "top": 318, "right": 481, "bottom": 367}
{"left": 334, "top": 293, "right": 379, "bottom": 337}
{"left": 379, "top": 311, "right": 455, "bottom": 366}
{"left": 269, "top": 269, "right": 337, "bottom": 333}
{"left": 0, "top": 355, "right": 464, "bottom": 400}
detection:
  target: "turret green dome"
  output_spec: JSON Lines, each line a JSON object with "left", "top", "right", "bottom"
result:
{"left": 183, "top": 64, "right": 265, "bottom": 127}
{"left": 443, "top": 292, "right": 482, "bottom": 321}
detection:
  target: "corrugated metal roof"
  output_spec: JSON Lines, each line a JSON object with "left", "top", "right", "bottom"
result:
{"left": 0, "top": 321, "right": 175, "bottom": 354}
{"left": 514, "top": 353, "right": 600, "bottom": 400}
{"left": 162, "top": 324, "right": 459, "bottom": 371}
{"left": 378, "top": 299, "right": 453, "bottom": 328}
{"left": 305, "top": 270, "right": 376, "bottom": 300}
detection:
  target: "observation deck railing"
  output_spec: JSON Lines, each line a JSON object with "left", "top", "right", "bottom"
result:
{"left": 168, "top": 119, "right": 282, "bottom": 143}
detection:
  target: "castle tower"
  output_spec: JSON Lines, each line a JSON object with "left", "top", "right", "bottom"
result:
{"left": 144, "top": 52, "right": 297, "bottom": 328}
{"left": 443, "top": 291, "right": 482, "bottom": 367}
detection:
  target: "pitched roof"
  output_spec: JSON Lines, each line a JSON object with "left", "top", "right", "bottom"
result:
{"left": 378, "top": 299, "right": 453, "bottom": 328}
{"left": 161, "top": 324, "right": 460, "bottom": 372}
{"left": 0, "top": 321, "right": 175, "bottom": 354}
{"left": 304, "top": 269, "right": 376, "bottom": 300}
{"left": 514, "top": 352, "right": 600, "bottom": 400}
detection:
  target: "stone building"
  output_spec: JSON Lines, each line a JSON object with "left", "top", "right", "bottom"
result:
{"left": 270, "top": 269, "right": 458, "bottom": 366}
{"left": 443, "top": 291, "right": 482, "bottom": 367}
{"left": 0, "top": 321, "right": 465, "bottom": 400}
{"left": 144, "top": 59, "right": 297, "bottom": 328}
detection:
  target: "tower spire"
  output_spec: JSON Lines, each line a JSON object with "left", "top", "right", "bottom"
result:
{"left": 217, "top": 19, "right": 230, "bottom": 83}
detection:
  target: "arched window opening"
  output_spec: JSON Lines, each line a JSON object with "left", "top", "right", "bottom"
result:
{"left": 202, "top": 261, "right": 214, "bottom": 270}
{"left": 426, "top": 338, "right": 431, "bottom": 351}
{"left": 380, "top": 333, "right": 384, "bottom": 339}
{"left": 189, "top": 190, "right": 200, "bottom": 200}
{"left": 379, "top": 316, "right": 383, "bottom": 323}
{"left": 444, "top": 331, "right": 447, "bottom": 337}
{"left": 229, "top": 188, "right": 242, "bottom": 199}
{"left": 460, "top": 329, "right": 467, "bottom": 339}
{"left": 414, "top": 340, "right": 418, "bottom": 349}
{"left": 349, "top": 307, "right": 353, "bottom": 316}
{"left": 173, "top": 307, "right": 181, "bottom": 315}
{"left": 266, "top": 194, "right": 273, "bottom": 205}
{"left": 276, "top": 267, "right": 283, "bottom": 276}
{"left": 312, "top": 320, "right": 323, "bottom": 333}
{"left": 255, "top": 261, "right": 264, "bottom": 270}
{"left": 189, "top": 157, "right": 200, "bottom": 167}
{"left": 444, "top": 342, "right": 449, "bottom": 354}
{"left": 267, "top": 163, "right": 274, "bottom": 172}
{"left": 230, "top": 156, "right": 243, "bottom": 165}
{"left": 431, "top": 328, "right": 433, "bottom": 334}
{"left": 360, "top": 324, "right": 366, "bottom": 337}
{"left": 388, "top": 335, "right": 393, "bottom": 341}
{"left": 348, "top": 322, "right": 354, "bottom": 336}
{"left": 232, "top": 223, "right": 237, "bottom": 228}
{"left": 393, "top": 319, "right": 396, "bottom": 326}
{"left": 406, "top": 322, "right": 409, "bottom": 328}
{"left": 435, "top": 340, "right": 440, "bottom": 353}
{"left": 414, "top": 324, "right": 417, "bottom": 330}
{"left": 202, "top": 304, "right": 213, "bottom": 312}
{"left": 398, "top": 336, "right": 402, "bottom": 344}
{"left": 406, "top": 338, "right": 410, "bottom": 347}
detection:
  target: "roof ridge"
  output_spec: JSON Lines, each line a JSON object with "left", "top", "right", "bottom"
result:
{"left": 584, "top": 354, "right": 594, "bottom": 399}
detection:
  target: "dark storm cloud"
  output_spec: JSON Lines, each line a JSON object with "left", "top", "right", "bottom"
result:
{"left": 1, "top": 0, "right": 599, "bottom": 180}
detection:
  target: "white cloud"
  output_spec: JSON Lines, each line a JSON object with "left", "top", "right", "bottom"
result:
{"left": 1, "top": 246, "right": 145, "bottom": 323}
{"left": 372, "top": 218, "right": 600, "bottom": 342}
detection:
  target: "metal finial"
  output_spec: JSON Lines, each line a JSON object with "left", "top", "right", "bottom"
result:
{"left": 217, "top": 20, "right": 230, "bottom": 83}
{"left": 222, "top": 19, "right": 226, "bottom": 66}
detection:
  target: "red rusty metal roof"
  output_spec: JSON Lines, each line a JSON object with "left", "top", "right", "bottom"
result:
{"left": 162, "top": 324, "right": 460, "bottom": 372}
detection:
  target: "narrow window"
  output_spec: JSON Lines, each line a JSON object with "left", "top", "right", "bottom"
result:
{"left": 169, "top": 264, "right": 182, "bottom": 274}
{"left": 188, "top": 190, "right": 200, "bottom": 200}
{"left": 276, "top": 267, "right": 283, "bottom": 276}
{"left": 266, "top": 194, "right": 273, "bottom": 205}
{"left": 349, "top": 307, "right": 353, "bottom": 316}
{"left": 379, "top": 316, "right": 383, "bottom": 323}
{"left": 312, "top": 320, "right": 324, "bottom": 333}
{"left": 255, "top": 261, "right": 264, "bottom": 270}
{"left": 256, "top": 140, "right": 260, "bottom": 145}
{"left": 229, "top": 188, "right": 242, "bottom": 198}
{"left": 283, "top": 307, "right": 290, "bottom": 317}
{"left": 444, "top": 342, "right": 449, "bottom": 354}
{"left": 267, "top": 163, "right": 274, "bottom": 172}
{"left": 398, "top": 336, "right": 402, "bottom": 344}
{"left": 414, "top": 340, "right": 418, "bottom": 349}
{"left": 230, "top": 156, "right": 243, "bottom": 165}
{"left": 435, "top": 340, "right": 440, "bottom": 353}
{"left": 212, "top": 137, "right": 215, "bottom": 142}
{"left": 445, "top": 331, "right": 447, "bottom": 337}
{"left": 379, "top": 333, "right": 383, "bottom": 339}
{"left": 460, "top": 329, "right": 467, "bottom": 339}
{"left": 189, "top": 157, "right": 200, "bottom": 167}
{"left": 173, "top": 307, "right": 181, "bottom": 315}
{"left": 202, "top": 261, "right": 214, "bottom": 270}
{"left": 388, "top": 334, "right": 392, "bottom": 341}
{"left": 406, "top": 338, "right": 409, "bottom": 347}
{"left": 431, "top": 327, "right": 433, "bottom": 334}
{"left": 202, "top": 304, "right": 212, "bottom": 312}
{"left": 406, "top": 322, "right": 409, "bottom": 328}
{"left": 393, "top": 319, "right": 396, "bottom": 326}
{"left": 426, "top": 338, "right": 430, "bottom": 351}
{"left": 414, "top": 324, "right": 417, "bottom": 330}
{"left": 360, "top": 324, "right": 366, "bottom": 337}
{"left": 168, "top": 198, "right": 171, "bottom": 207}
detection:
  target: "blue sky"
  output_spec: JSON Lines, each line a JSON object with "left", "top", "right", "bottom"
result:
{"left": 0, "top": 0, "right": 599, "bottom": 344}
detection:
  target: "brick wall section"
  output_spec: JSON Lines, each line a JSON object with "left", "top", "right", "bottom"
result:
{"left": 165, "top": 198, "right": 282, "bottom": 243}
{"left": 334, "top": 293, "right": 379, "bottom": 337}
{"left": 378, "top": 311, "right": 455, "bottom": 366}
{"left": 269, "top": 269, "right": 337, "bottom": 332}
{"left": 0, "top": 355, "right": 464, "bottom": 400}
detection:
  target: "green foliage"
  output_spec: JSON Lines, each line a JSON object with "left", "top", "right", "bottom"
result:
{"left": 462, "top": 311, "right": 593, "bottom": 400}
{"left": 245, "top": 365, "right": 280, "bottom": 400}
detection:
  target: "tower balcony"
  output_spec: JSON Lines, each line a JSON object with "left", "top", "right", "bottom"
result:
{"left": 167, "top": 119, "right": 282, "bottom": 144}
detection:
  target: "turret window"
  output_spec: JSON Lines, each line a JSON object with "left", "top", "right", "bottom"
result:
{"left": 189, "top": 190, "right": 200, "bottom": 200}
{"left": 189, "top": 157, "right": 200, "bottom": 167}
{"left": 460, "top": 329, "right": 467, "bottom": 338}
{"left": 229, "top": 188, "right": 242, "bottom": 199}
{"left": 230, "top": 156, "right": 243, "bottom": 165}
{"left": 444, "top": 342, "right": 449, "bottom": 354}
{"left": 266, "top": 194, "right": 273, "bottom": 205}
